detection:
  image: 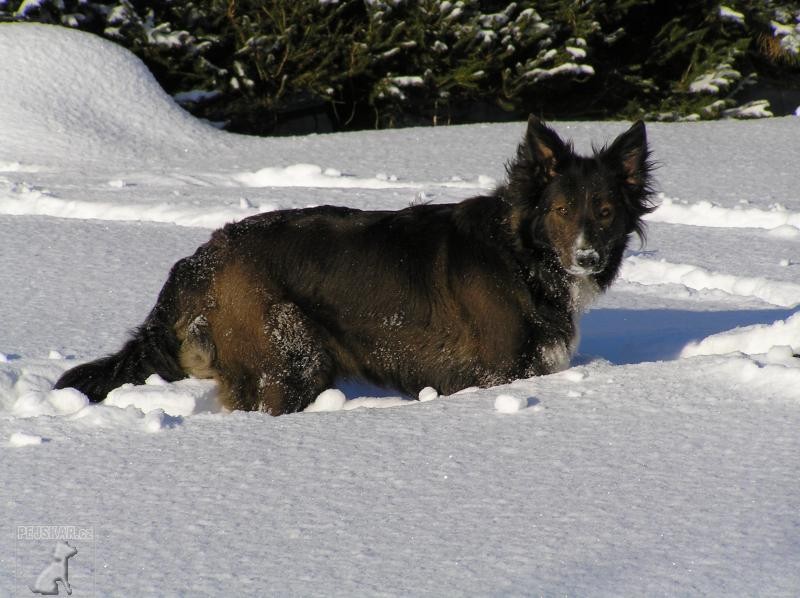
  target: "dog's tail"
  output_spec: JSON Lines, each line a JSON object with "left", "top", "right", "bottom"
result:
{"left": 53, "top": 254, "right": 205, "bottom": 403}
{"left": 53, "top": 319, "right": 184, "bottom": 403}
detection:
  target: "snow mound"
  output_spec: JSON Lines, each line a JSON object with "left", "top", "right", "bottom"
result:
{"left": 710, "top": 354, "right": 800, "bottom": 401}
{"left": 0, "top": 360, "right": 194, "bottom": 431}
{"left": 11, "top": 387, "right": 89, "bottom": 418}
{"left": 305, "top": 388, "right": 413, "bottom": 412}
{"left": 8, "top": 432, "right": 44, "bottom": 447}
{"left": 682, "top": 311, "right": 800, "bottom": 357}
{"left": 104, "top": 374, "right": 220, "bottom": 417}
{"left": 6, "top": 383, "right": 182, "bottom": 433}
{"left": 0, "top": 23, "right": 222, "bottom": 166}
{"left": 304, "top": 388, "right": 347, "bottom": 412}
{"left": 70, "top": 403, "right": 182, "bottom": 432}
{"left": 418, "top": 386, "right": 439, "bottom": 401}
{"left": 494, "top": 394, "right": 526, "bottom": 413}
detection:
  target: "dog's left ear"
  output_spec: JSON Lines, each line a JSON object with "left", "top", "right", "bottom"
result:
{"left": 526, "top": 115, "right": 569, "bottom": 179}
{"left": 606, "top": 120, "right": 649, "bottom": 188}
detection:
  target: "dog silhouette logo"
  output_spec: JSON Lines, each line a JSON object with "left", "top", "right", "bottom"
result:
{"left": 29, "top": 540, "right": 78, "bottom": 595}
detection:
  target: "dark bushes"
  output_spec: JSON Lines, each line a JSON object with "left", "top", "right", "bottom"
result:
{"left": 3, "top": 0, "right": 799, "bottom": 134}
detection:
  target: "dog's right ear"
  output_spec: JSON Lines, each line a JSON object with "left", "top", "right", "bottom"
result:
{"left": 526, "top": 115, "right": 568, "bottom": 179}
{"left": 606, "top": 119, "right": 651, "bottom": 189}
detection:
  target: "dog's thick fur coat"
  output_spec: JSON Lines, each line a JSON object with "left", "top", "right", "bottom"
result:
{"left": 55, "top": 118, "right": 655, "bottom": 415}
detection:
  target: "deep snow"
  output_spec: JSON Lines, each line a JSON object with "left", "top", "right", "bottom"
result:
{"left": 1, "top": 23, "right": 799, "bottom": 596}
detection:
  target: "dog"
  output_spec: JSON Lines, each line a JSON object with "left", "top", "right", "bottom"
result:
{"left": 55, "top": 117, "right": 655, "bottom": 415}
{"left": 30, "top": 541, "right": 77, "bottom": 595}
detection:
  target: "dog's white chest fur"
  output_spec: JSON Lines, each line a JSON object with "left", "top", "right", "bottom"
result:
{"left": 570, "top": 274, "right": 601, "bottom": 315}
{"left": 538, "top": 275, "right": 600, "bottom": 373}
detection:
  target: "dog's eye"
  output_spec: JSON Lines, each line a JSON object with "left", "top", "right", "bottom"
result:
{"left": 598, "top": 207, "right": 612, "bottom": 218}
{"left": 555, "top": 206, "right": 569, "bottom": 216}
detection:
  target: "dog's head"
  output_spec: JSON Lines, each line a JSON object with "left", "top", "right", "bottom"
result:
{"left": 504, "top": 117, "right": 656, "bottom": 280}
{"left": 52, "top": 541, "right": 78, "bottom": 559}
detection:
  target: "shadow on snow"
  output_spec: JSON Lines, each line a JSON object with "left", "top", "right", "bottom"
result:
{"left": 576, "top": 307, "right": 797, "bottom": 365}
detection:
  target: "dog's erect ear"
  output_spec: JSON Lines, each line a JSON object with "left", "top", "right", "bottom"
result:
{"left": 606, "top": 120, "right": 649, "bottom": 187}
{"left": 526, "top": 115, "right": 568, "bottom": 179}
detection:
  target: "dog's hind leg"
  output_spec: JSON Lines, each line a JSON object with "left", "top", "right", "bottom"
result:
{"left": 211, "top": 301, "right": 335, "bottom": 415}
{"left": 183, "top": 260, "right": 336, "bottom": 414}
{"left": 258, "top": 301, "right": 336, "bottom": 414}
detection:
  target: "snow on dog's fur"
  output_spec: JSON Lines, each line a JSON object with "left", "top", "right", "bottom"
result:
{"left": 55, "top": 118, "right": 655, "bottom": 415}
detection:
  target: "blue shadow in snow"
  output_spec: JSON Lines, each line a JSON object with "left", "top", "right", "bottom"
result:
{"left": 577, "top": 308, "right": 797, "bottom": 365}
{"left": 335, "top": 379, "right": 410, "bottom": 401}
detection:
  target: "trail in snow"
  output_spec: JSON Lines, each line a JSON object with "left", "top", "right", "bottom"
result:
{"left": 681, "top": 310, "right": 800, "bottom": 358}
{"left": 648, "top": 193, "right": 800, "bottom": 232}
{"left": 621, "top": 255, "right": 800, "bottom": 308}
{"left": 0, "top": 168, "right": 493, "bottom": 228}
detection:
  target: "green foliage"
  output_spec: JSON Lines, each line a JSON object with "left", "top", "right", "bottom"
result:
{"left": 2, "top": 0, "right": 799, "bottom": 133}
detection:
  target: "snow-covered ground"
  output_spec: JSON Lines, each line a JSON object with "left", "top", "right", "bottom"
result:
{"left": 2, "top": 23, "right": 799, "bottom": 596}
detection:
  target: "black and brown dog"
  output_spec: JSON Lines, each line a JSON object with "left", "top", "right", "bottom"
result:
{"left": 55, "top": 118, "right": 655, "bottom": 415}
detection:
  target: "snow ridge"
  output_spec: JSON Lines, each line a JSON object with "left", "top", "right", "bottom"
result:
{"left": 647, "top": 193, "right": 800, "bottom": 233}
{"left": 681, "top": 311, "right": 800, "bottom": 357}
{"left": 621, "top": 256, "right": 800, "bottom": 308}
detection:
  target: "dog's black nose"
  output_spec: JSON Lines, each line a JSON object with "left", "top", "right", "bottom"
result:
{"left": 575, "top": 250, "right": 600, "bottom": 270}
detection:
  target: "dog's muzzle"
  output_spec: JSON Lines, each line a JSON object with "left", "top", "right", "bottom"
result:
{"left": 570, "top": 248, "right": 603, "bottom": 275}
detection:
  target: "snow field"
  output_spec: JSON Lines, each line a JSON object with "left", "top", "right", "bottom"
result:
{"left": 1, "top": 22, "right": 799, "bottom": 595}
